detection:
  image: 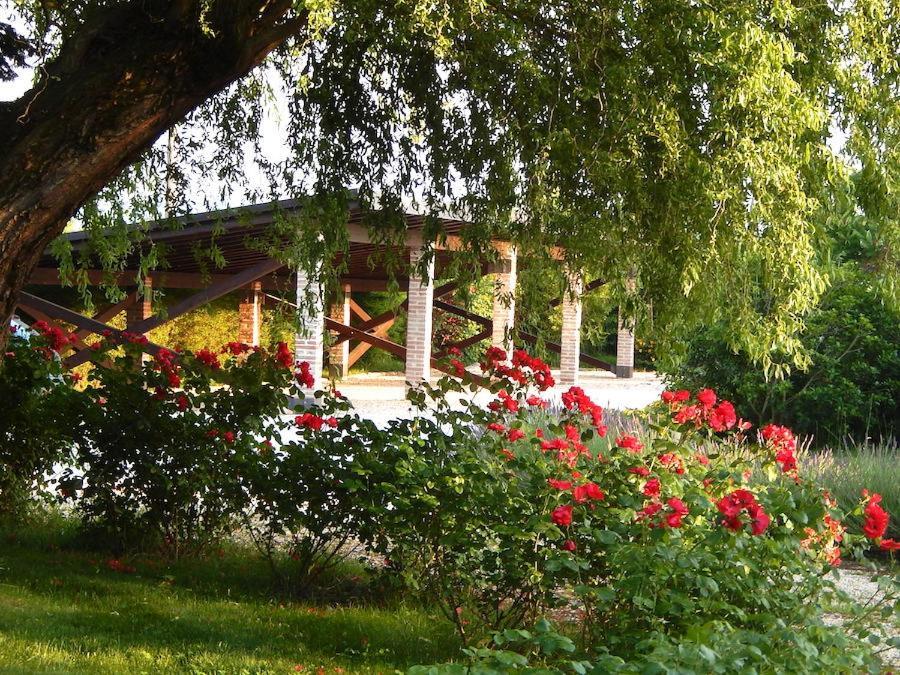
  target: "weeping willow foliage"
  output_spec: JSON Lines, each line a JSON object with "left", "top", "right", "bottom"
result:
{"left": 8, "top": 0, "right": 899, "bottom": 373}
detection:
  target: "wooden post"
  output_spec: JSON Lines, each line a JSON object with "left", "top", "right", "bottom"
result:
{"left": 328, "top": 283, "right": 351, "bottom": 378}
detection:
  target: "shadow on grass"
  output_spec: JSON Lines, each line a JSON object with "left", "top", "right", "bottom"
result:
{"left": 0, "top": 527, "right": 461, "bottom": 672}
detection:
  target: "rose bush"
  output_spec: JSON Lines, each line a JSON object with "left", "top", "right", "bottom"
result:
{"left": 389, "top": 348, "right": 899, "bottom": 670}
{"left": 64, "top": 335, "right": 308, "bottom": 555}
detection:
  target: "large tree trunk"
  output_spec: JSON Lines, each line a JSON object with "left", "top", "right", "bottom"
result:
{"left": 0, "top": 0, "right": 307, "bottom": 348}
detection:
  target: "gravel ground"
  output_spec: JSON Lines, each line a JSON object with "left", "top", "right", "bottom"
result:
{"left": 331, "top": 368, "right": 664, "bottom": 426}
{"left": 827, "top": 565, "right": 899, "bottom": 667}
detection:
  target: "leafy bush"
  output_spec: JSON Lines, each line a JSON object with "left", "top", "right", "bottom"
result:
{"left": 379, "top": 349, "right": 899, "bottom": 669}
{"left": 241, "top": 396, "right": 394, "bottom": 595}
{"left": 65, "top": 337, "right": 301, "bottom": 556}
{"left": 660, "top": 274, "right": 899, "bottom": 444}
{"left": 0, "top": 322, "right": 82, "bottom": 517}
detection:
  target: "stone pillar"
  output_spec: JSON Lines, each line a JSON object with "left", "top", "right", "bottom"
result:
{"left": 491, "top": 246, "right": 517, "bottom": 355}
{"left": 294, "top": 265, "right": 325, "bottom": 394}
{"left": 558, "top": 271, "right": 583, "bottom": 387}
{"left": 328, "top": 283, "right": 351, "bottom": 379}
{"left": 238, "top": 281, "right": 263, "bottom": 346}
{"left": 615, "top": 309, "right": 635, "bottom": 378}
{"left": 405, "top": 240, "right": 435, "bottom": 388}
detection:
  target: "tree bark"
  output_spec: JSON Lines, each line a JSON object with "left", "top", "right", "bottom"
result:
{"left": 0, "top": 0, "right": 307, "bottom": 348}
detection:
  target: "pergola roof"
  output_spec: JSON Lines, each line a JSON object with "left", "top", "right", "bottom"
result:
{"left": 32, "top": 198, "right": 475, "bottom": 290}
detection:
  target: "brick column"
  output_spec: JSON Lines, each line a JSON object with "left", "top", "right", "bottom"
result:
{"left": 328, "top": 283, "right": 351, "bottom": 379}
{"left": 238, "top": 281, "right": 263, "bottom": 346}
{"left": 405, "top": 240, "right": 435, "bottom": 389}
{"left": 125, "top": 278, "right": 153, "bottom": 364}
{"left": 615, "top": 309, "right": 635, "bottom": 378}
{"left": 491, "top": 246, "right": 517, "bottom": 355}
{"left": 294, "top": 265, "right": 324, "bottom": 394}
{"left": 558, "top": 271, "right": 583, "bottom": 387}
{"left": 126, "top": 277, "right": 153, "bottom": 330}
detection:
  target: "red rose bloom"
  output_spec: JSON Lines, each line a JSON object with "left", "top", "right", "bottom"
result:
{"left": 862, "top": 494, "right": 889, "bottom": 540}
{"left": 629, "top": 466, "right": 650, "bottom": 477}
{"left": 548, "top": 478, "right": 572, "bottom": 491}
{"left": 697, "top": 388, "right": 717, "bottom": 408}
{"left": 665, "top": 498, "right": 689, "bottom": 528}
{"left": 642, "top": 477, "right": 661, "bottom": 498}
{"left": 615, "top": 434, "right": 643, "bottom": 453}
{"left": 507, "top": 428, "right": 525, "bottom": 442}
{"left": 551, "top": 504, "right": 573, "bottom": 527}
{"left": 194, "top": 348, "right": 221, "bottom": 369}
{"left": 708, "top": 401, "right": 737, "bottom": 431}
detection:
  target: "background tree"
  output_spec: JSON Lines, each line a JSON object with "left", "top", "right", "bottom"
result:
{"left": 0, "top": 0, "right": 897, "bottom": 368}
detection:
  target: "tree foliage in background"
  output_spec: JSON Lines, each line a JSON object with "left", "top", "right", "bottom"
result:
{"left": 661, "top": 206, "right": 900, "bottom": 445}
{"left": 0, "top": 0, "right": 898, "bottom": 370}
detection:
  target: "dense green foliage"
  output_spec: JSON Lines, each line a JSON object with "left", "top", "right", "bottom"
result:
{"left": 2, "top": 328, "right": 898, "bottom": 671}
{"left": 6, "top": 0, "right": 898, "bottom": 369}
{"left": 0, "top": 324, "right": 81, "bottom": 517}
{"left": 661, "top": 273, "right": 899, "bottom": 444}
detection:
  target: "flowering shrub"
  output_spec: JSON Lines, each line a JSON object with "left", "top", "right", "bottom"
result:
{"left": 0, "top": 322, "right": 82, "bottom": 517}
{"left": 241, "top": 393, "right": 396, "bottom": 594}
{"left": 66, "top": 336, "right": 305, "bottom": 556}
{"left": 390, "top": 349, "right": 899, "bottom": 669}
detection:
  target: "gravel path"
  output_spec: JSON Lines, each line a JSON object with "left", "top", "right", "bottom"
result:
{"left": 829, "top": 565, "right": 899, "bottom": 667}
{"left": 332, "top": 369, "right": 664, "bottom": 426}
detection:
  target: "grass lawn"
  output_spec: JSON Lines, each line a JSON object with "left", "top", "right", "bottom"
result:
{"left": 0, "top": 521, "right": 460, "bottom": 674}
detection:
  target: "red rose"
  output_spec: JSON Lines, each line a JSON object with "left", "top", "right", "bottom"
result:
{"left": 642, "top": 478, "right": 661, "bottom": 498}
{"left": 561, "top": 539, "right": 577, "bottom": 552}
{"left": 507, "top": 428, "right": 525, "bottom": 442}
{"left": 862, "top": 494, "right": 889, "bottom": 540}
{"left": 697, "top": 388, "right": 717, "bottom": 408}
{"left": 551, "top": 504, "right": 573, "bottom": 526}
{"left": 223, "top": 431, "right": 235, "bottom": 444}
{"left": 548, "top": 478, "right": 572, "bottom": 491}
{"left": 615, "top": 434, "right": 643, "bottom": 453}
{"left": 629, "top": 466, "right": 650, "bottom": 477}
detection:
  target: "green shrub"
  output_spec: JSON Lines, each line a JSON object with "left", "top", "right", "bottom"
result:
{"left": 661, "top": 274, "right": 899, "bottom": 444}
{"left": 67, "top": 338, "right": 299, "bottom": 556}
{"left": 242, "top": 396, "right": 394, "bottom": 595}
{"left": 381, "top": 348, "right": 898, "bottom": 669}
{"left": 0, "top": 322, "right": 82, "bottom": 518}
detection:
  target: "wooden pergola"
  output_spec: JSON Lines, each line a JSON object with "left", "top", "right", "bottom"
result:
{"left": 16, "top": 198, "right": 635, "bottom": 392}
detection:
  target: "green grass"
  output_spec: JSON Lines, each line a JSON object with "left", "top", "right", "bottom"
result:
{"left": 0, "top": 519, "right": 460, "bottom": 674}
{"left": 802, "top": 439, "right": 900, "bottom": 540}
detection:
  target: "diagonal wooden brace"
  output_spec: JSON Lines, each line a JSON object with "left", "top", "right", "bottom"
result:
{"left": 17, "top": 292, "right": 172, "bottom": 368}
